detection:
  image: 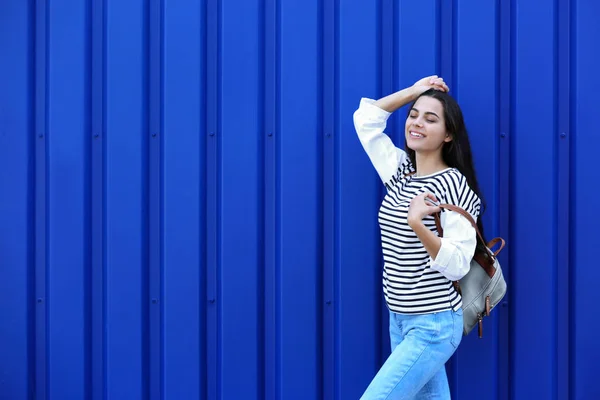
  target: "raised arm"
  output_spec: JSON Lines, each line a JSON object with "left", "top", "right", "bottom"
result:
{"left": 373, "top": 86, "right": 421, "bottom": 113}
{"left": 353, "top": 98, "right": 405, "bottom": 185}
{"left": 353, "top": 76, "right": 449, "bottom": 186}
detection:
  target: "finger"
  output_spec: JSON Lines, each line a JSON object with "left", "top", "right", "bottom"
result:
{"left": 432, "top": 83, "right": 448, "bottom": 92}
{"left": 427, "top": 206, "right": 441, "bottom": 214}
{"left": 424, "top": 192, "right": 438, "bottom": 201}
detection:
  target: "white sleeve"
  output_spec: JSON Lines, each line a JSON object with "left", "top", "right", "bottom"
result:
{"left": 429, "top": 210, "right": 477, "bottom": 281}
{"left": 353, "top": 98, "right": 407, "bottom": 185}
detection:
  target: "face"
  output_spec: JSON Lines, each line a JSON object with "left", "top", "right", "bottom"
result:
{"left": 405, "top": 96, "right": 452, "bottom": 154}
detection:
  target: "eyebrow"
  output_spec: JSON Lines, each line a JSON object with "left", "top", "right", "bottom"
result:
{"left": 410, "top": 107, "right": 440, "bottom": 119}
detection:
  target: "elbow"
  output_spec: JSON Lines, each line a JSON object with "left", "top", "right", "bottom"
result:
{"left": 353, "top": 110, "right": 363, "bottom": 132}
{"left": 445, "top": 248, "right": 472, "bottom": 281}
{"left": 353, "top": 111, "right": 369, "bottom": 144}
{"left": 430, "top": 241, "right": 472, "bottom": 281}
{"left": 449, "top": 261, "right": 470, "bottom": 281}
{"left": 435, "top": 261, "right": 469, "bottom": 282}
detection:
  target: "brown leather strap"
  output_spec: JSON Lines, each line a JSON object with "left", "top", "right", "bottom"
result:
{"left": 474, "top": 252, "right": 496, "bottom": 278}
{"left": 434, "top": 214, "right": 444, "bottom": 237}
{"left": 487, "top": 237, "right": 506, "bottom": 257}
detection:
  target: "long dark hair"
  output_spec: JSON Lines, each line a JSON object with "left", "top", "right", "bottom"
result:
{"left": 405, "top": 89, "right": 488, "bottom": 247}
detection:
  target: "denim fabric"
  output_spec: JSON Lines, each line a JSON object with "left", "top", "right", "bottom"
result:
{"left": 360, "top": 309, "right": 463, "bottom": 400}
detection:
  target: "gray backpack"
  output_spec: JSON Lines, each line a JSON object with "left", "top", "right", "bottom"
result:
{"left": 433, "top": 204, "right": 507, "bottom": 338}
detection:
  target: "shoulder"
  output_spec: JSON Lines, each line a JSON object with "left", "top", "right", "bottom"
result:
{"left": 385, "top": 150, "right": 415, "bottom": 190}
{"left": 437, "top": 169, "right": 481, "bottom": 217}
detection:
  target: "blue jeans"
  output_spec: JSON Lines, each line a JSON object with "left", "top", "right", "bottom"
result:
{"left": 361, "top": 309, "right": 463, "bottom": 400}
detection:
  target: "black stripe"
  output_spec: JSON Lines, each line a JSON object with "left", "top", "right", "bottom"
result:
{"left": 378, "top": 167, "right": 478, "bottom": 312}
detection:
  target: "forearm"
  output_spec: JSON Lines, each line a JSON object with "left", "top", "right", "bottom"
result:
{"left": 428, "top": 211, "right": 478, "bottom": 281}
{"left": 409, "top": 219, "right": 442, "bottom": 259}
{"left": 374, "top": 87, "right": 420, "bottom": 113}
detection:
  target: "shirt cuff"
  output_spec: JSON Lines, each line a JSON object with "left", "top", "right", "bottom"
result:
{"left": 359, "top": 98, "right": 391, "bottom": 122}
{"left": 430, "top": 238, "right": 455, "bottom": 275}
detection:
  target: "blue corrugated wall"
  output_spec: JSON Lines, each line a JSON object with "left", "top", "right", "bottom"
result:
{"left": 0, "top": 0, "right": 598, "bottom": 399}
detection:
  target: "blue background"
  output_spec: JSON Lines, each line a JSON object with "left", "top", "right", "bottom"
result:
{"left": 0, "top": 0, "right": 597, "bottom": 399}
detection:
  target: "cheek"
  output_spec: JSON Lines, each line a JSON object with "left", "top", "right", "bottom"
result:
{"left": 430, "top": 126, "right": 447, "bottom": 142}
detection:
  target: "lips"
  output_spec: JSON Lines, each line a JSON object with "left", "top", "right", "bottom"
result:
{"left": 409, "top": 131, "right": 425, "bottom": 139}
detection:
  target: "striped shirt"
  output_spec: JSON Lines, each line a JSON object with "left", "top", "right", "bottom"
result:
{"left": 354, "top": 98, "right": 480, "bottom": 314}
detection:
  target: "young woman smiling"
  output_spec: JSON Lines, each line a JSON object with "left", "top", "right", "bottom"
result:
{"left": 354, "top": 76, "right": 486, "bottom": 399}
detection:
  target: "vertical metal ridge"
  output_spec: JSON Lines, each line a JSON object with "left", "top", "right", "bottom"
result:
{"left": 380, "top": 0, "right": 394, "bottom": 133}
{"left": 389, "top": 0, "right": 400, "bottom": 138}
{"left": 438, "top": 1, "right": 458, "bottom": 396}
{"left": 439, "top": 0, "right": 454, "bottom": 90}
{"left": 333, "top": 1, "right": 341, "bottom": 397}
{"left": 568, "top": 2, "right": 577, "bottom": 398}
{"left": 257, "top": 2, "right": 266, "bottom": 397}
{"left": 316, "top": 0, "right": 325, "bottom": 396}
{"left": 379, "top": 0, "right": 394, "bottom": 367}
{"left": 27, "top": 1, "right": 38, "bottom": 397}
{"left": 148, "top": 0, "right": 163, "bottom": 399}
{"left": 497, "top": 1, "right": 512, "bottom": 399}
{"left": 556, "top": 0, "right": 571, "bottom": 399}
{"left": 200, "top": 1, "right": 208, "bottom": 397}
{"left": 206, "top": 0, "right": 220, "bottom": 398}
{"left": 85, "top": 1, "right": 93, "bottom": 392}
{"left": 507, "top": 0, "right": 517, "bottom": 398}
{"left": 34, "top": 0, "right": 48, "bottom": 397}
{"left": 322, "top": 0, "right": 336, "bottom": 397}
{"left": 333, "top": 2, "right": 342, "bottom": 392}
{"left": 141, "top": 2, "right": 150, "bottom": 397}
{"left": 275, "top": 6, "right": 282, "bottom": 398}
{"left": 451, "top": 0, "right": 457, "bottom": 90}
{"left": 90, "top": 0, "right": 105, "bottom": 398}
{"left": 263, "top": 0, "right": 279, "bottom": 398}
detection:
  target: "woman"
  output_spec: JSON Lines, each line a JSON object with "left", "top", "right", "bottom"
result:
{"left": 354, "top": 76, "right": 486, "bottom": 399}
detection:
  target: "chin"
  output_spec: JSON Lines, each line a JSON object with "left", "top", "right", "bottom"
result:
{"left": 406, "top": 139, "right": 424, "bottom": 151}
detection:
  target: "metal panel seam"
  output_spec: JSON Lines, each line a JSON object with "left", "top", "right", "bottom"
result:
{"left": 497, "top": 1, "right": 512, "bottom": 400}
{"left": 333, "top": 1, "right": 341, "bottom": 396}
{"left": 556, "top": 0, "right": 571, "bottom": 399}
{"left": 264, "top": 0, "right": 279, "bottom": 397}
{"left": 206, "top": 0, "right": 221, "bottom": 398}
{"left": 148, "top": 0, "right": 163, "bottom": 398}
{"left": 316, "top": 0, "right": 325, "bottom": 395}
{"left": 379, "top": 0, "right": 394, "bottom": 369}
{"left": 568, "top": 1, "right": 577, "bottom": 398}
{"left": 507, "top": 0, "right": 517, "bottom": 397}
{"left": 438, "top": 2, "right": 457, "bottom": 396}
{"left": 34, "top": 0, "right": 48, "bottom": 397}
{"left": 322, "top": 0, "right": 337, "bottom": 397}
{"left": 90, "top": 0, "right": 106, "bottom": 398}
{"left": 439, "top": 0, "right": 455, "bottom": 89}
{"left": 27, "top": 0, "right": 37, "bottom": 396}
{"left": 199, "top": 1, "right": 209, "bottom": 397}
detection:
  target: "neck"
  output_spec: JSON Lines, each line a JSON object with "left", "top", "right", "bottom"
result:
{"left": 415, "top": 151, "right": 448, "bottom": 177}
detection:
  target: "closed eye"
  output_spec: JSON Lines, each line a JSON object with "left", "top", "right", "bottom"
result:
{"left": 411, "top": 107, "right": 439, "bottom": 122}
